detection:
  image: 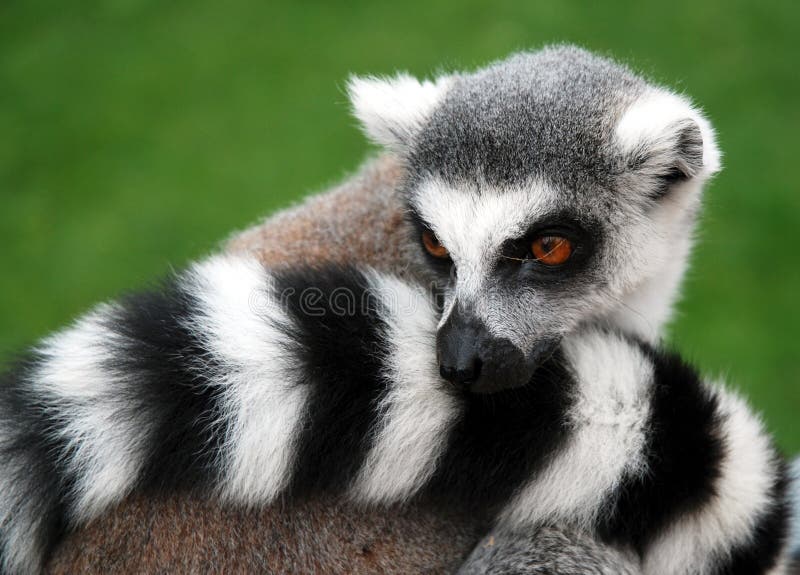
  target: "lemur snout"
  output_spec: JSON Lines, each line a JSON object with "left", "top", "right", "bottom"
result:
{"left": 437, "top": 307, "right": 485, "bottom": 388}
{"left": 438, "top": 352, "right": 483, "bottom": 387}
{"left": 437, "top": 307, "right": 532, "bottom": 393}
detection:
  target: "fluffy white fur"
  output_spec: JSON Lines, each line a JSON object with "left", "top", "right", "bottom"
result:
{"left": 350, "top": 272, "right": 459, "bottom": 504}
{"left": 615, "top": 88, "right": 721, "bottom": 179}
{"left": 501, "top": 329, "right": 652, "bottom": 530}
{"left": 186, "top": 255, "right": 312, "bottom": 507}
{"left": 33, "top": 306, "right": 152, "bottom": 522}
{"left": 603, "top": 172, "right": 701, "bottom": 343}
{"left": 347, "top": 73, "right": 453, "bottom": 150}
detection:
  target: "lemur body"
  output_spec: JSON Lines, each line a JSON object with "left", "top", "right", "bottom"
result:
{"left": 0, "top": 46, "right": 791, "bottom": 573}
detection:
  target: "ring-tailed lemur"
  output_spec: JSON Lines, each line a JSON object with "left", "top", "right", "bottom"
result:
{"left": 0, "top": 256, "right": 790, "bottom": 574}
{"left": 1, "top": 45, "right": 793, "bottom": 573}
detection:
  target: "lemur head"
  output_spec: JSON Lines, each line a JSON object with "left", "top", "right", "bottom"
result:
{"left": 349, "top": 46, "right": 721, "bottom": 393}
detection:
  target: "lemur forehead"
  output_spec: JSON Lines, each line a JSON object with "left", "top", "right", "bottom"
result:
{"left": 407, "top": 46, "right": 647, "bottom": 189}
{"left": 410, "top": 178, "right": 562, "bottom": 261}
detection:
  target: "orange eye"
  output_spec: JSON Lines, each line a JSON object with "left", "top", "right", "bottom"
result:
{"left": 531, "top": 236, "right": 573, "bottom": 266}
{"left": 422, "top": 230, "right": 450, "bottom": 259}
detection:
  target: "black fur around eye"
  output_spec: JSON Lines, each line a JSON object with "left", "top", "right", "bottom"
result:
{"left": 496, "top": 217, "right": 597, "bottom": 283}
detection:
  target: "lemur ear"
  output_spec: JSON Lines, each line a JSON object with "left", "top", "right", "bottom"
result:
{"left": 616, "top": 89, "right": 721, "bottom": 199}
{"left": 347, "top": 73, "right": 453, "bottom": 151}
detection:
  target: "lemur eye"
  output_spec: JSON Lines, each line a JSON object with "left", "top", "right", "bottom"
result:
{"left": 422, "top": 230, "right": 450, "bottom": 259}
{"left": 531, "top": 236, "right": 573, "bottom": 266}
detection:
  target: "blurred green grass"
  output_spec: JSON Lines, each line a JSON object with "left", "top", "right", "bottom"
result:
{"left": 1, "top": 0, "right": 798, "bottom": 451}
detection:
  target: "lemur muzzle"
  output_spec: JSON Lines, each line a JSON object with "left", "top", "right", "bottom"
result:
{"left": 436, "top": 306, "right": 544, "bottom": 393}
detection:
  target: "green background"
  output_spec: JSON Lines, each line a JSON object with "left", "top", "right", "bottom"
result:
{"left": 1, "top": 1, "right": 797, "bottom": 450}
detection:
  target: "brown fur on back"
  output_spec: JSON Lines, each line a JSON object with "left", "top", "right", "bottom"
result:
{"left": 49, "top": 496, "right": 483, "bottom": 574}
{"left": 47, "top": 155, "right": 484, "bottom": 573}
{"left": 227, "top": 154, "right": 421, "bottom": 277}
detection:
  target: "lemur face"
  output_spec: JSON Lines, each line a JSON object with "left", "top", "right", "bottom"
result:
{"left": 349, "top": 46, "right": 720, "bottom": 393}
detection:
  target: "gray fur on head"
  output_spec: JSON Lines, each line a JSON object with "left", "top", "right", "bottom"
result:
{"left": 349, "top": 45, "right": 721, "bottom": 391}
{"left": 411, "top": 47, "right": 646, "bottom": 190}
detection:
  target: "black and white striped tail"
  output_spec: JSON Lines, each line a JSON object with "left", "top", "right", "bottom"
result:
{"left": 0, "top": 254, "right": 791, "bottom": 574}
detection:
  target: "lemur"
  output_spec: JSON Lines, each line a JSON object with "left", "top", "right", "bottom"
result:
{"left": 0, "top": 46, "right": 791, "bottom": 573}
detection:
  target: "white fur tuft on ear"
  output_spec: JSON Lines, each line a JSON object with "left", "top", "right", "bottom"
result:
{"left": 347, "top": 73, "right": 453, "bottom": 150}
{"left": 616, "top": 88, "right": 722, "bottom": 182}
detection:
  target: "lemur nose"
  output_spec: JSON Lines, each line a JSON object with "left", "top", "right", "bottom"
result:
{"left": 437, "top": 306, "right": 486, "bottom": 388}
{"left": 439, "top": 357, "right": 482, "bottom": 386}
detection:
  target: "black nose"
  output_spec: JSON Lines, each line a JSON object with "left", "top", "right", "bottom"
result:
{"left": 437, "top": 307, "right": 486, "bottom": 388}
{"left": 439, "top": 357, "right": 482, "bottom": 386}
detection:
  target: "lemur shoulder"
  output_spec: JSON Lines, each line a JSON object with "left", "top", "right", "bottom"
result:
{"left": 0, "top": 45, "right": 791, "bottom": 574}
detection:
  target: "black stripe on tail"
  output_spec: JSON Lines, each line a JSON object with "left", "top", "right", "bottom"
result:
{"left": 104, "top": 274, "right": 228, "bottom": 493}
{"left": 273, "top": 265, "right": 394, "bottom": 497}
